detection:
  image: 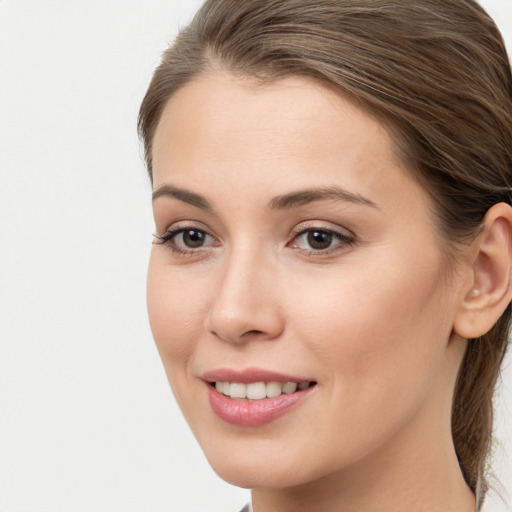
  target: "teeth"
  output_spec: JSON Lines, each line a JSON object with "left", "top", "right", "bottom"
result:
{"left": 266, "top": 381, "right": 282, "bottom": 398}
{"left": 215, "top": 380, "right": 312, "bottom": 400}
{"left": 247, "top": 382, "right": 266, "bottom": 400}
{"left": 230, "top": 382, "right": 247, "bottom": 399}
{"left": 282, "top": 382, "right": 298, "bottom": 394}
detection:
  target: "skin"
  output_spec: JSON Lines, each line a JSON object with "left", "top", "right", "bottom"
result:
{"left": 148, "top": 73, "right": 478, "bottom": 512}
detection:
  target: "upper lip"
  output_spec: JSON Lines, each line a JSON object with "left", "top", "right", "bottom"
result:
{"left": 201, "top": 367, "right": 313, "bottom": 384}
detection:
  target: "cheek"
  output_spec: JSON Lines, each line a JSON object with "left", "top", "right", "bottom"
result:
{"left": 277, "top": 256, "right": 455, "bottom": 470}
{"left": 290, "top": 252, "right": 453, "bottom": 404}
{"left": 146, "top": 250, "right": 206, "bottom": 366}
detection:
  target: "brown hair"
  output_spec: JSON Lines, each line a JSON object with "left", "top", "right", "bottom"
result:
{"left": 138, "top": 0, "right": 512, "bottom": 497}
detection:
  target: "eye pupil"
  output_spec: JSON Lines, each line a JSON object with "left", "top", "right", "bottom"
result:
{"left": 183, "top": 229, "right": 205, "bottom": 248}
{"left": 307, "top": 230, "right": 332, "bottom": 250}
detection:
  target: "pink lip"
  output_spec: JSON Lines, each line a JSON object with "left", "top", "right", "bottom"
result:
{"left": 202, "top": 367, "right": 309, "bottom": 384}
{"left": 202, "top": 368, "right": 316, "bottom": 427}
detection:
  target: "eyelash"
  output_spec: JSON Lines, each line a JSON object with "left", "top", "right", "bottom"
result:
{"left": 153, "top": 224, "right": 355, "bottom": 257}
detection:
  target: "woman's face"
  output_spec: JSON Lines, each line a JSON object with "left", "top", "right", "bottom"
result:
{"left": 148, "top": 73, "right": 467, "bottom": 489}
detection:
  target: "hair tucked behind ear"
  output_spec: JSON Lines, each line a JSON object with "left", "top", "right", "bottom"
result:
{"left": 138, "top": 0, "right": 512, "bottom": 497}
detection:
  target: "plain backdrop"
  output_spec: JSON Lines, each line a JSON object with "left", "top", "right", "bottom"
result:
{"left": 0, "top": 1, "right": 511, "bottom": 511}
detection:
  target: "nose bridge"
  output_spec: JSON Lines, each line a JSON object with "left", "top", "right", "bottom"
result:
{"left": 205, "top": 241, "right": 283, "bottom": 343}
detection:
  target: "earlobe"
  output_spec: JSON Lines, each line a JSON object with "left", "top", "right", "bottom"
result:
{"left": 454, "top": 202, "right": 512, "bottom": 339}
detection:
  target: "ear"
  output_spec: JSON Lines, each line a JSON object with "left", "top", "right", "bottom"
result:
{"left": 454, "top": 202, "right": 512, "bottom": 339}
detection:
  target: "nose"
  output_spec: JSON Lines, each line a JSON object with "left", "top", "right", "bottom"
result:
{"left": 204, "top": 249, "right": 285, "bottom": 344}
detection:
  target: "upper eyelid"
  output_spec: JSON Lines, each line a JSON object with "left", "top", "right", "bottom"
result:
{"left": 289, "top": 221, "right": 355, "bottom": 238}
{"left": 293, "top": 226, "right": 349, "bottom": 236}
{"left": 158, "top": 220, "right": 213, "bottom": 236}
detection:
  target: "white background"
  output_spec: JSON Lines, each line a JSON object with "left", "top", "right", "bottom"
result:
{"left": 0, "top": 1, "right": 511, "bottom": 511}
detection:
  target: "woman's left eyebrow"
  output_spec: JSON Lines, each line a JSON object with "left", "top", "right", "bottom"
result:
{"left": 269, "top": 186, "right": 379, "bottom": 210}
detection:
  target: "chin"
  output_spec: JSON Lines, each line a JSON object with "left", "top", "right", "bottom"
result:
{"left": 198, "top": 437, "right": 334, "bottom": 490}
{"left": 208, "top": 456, "right": 307, "bottom": 490}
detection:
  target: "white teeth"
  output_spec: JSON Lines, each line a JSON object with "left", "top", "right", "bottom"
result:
{"left": 247, "top": 382, "right": 267, "bottom": 400}
{"left": 266, "top": 381, "right": 282, "bottom": 398}
{"left": 230, "top": 382, "right": 247, "bottom": 399}
{"left": 215, "top": 380, "right": 312, "bottom": 400}
{"left": 282, "top": 382, "right": 298, "bottom": 394}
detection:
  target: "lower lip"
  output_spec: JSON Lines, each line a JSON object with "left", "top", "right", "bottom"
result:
{"left": 206, "top": 384, "right": 313, "bottom": 427}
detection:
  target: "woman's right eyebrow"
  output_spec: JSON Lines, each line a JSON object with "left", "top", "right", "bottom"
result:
{"left": 152, "top": 184, "right": 213, "bottom": 211}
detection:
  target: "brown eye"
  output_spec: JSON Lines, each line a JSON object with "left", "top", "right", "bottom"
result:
{"left": 154, "top": 226, "right": 216, "bottom": 254}
{"left": 181, "top": 229, "right": 207, "bottom": 248}
{"left": 290, "top": 227, "right": 355, "bottom": 254}
{"left": 307, "top": 230, "right": 333, "bottom": 250}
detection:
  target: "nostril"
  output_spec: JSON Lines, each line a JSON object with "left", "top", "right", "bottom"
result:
{"left": 245, "top": 329, "right": 264, "bottom": 336}
{"left": 236, "top": 329, "right": 268, "bottom": 343}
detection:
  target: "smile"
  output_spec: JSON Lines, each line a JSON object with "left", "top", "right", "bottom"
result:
{"left": 214, "top": 380, "right": 314, "bottom": 400}
{"left": 205, "top": 373, "right": 317, "bottom": 426}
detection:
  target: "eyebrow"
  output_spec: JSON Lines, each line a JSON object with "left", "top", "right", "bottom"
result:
{"left": 269, "top": 186, "right": 379, "bottom": 210}
{"left": 152, "top": 184, "right": 213, "bottom": 211}
{"left": 152, "top": 184, "right": 378, "bottom": 212}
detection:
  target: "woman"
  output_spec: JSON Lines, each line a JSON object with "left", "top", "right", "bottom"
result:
{"left": 138, "top": 1, "right": 512, "bottom": 511}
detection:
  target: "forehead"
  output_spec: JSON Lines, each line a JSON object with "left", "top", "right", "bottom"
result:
{"left": 154, "top": 73, "right": 400, "bottom": 183}
{"left": 151, "top": 72, "right": 425, "bottom": 216}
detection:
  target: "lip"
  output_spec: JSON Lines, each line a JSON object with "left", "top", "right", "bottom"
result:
{"left": 202, "top": 367, "right": 311, "bottom": 384}
{"left": 202, "top": 367, "right": 316, "bottom": 427}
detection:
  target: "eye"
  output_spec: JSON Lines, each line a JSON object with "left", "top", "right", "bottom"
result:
{"left": 153, "top": 226, "right": 217, "bottom": 254}
{"left": 175, "top": 229, "right": 210, "bottom": 248}
{"left": 290, "top": 226, "right": 354, "bottom": 254}
{"left": 301, "top": 230, "right": 335, "bottom": 250}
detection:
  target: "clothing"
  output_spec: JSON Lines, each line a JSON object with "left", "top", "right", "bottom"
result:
{"left": 238, "top": 505, "right": 251, "bottom": 512}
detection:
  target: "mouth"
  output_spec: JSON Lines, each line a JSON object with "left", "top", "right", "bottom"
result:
{"left": 202, "top": 370, "right": 318, "bottom": 426}
{"left": 212, "top": 380, "right": 317, "bottom": 400}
